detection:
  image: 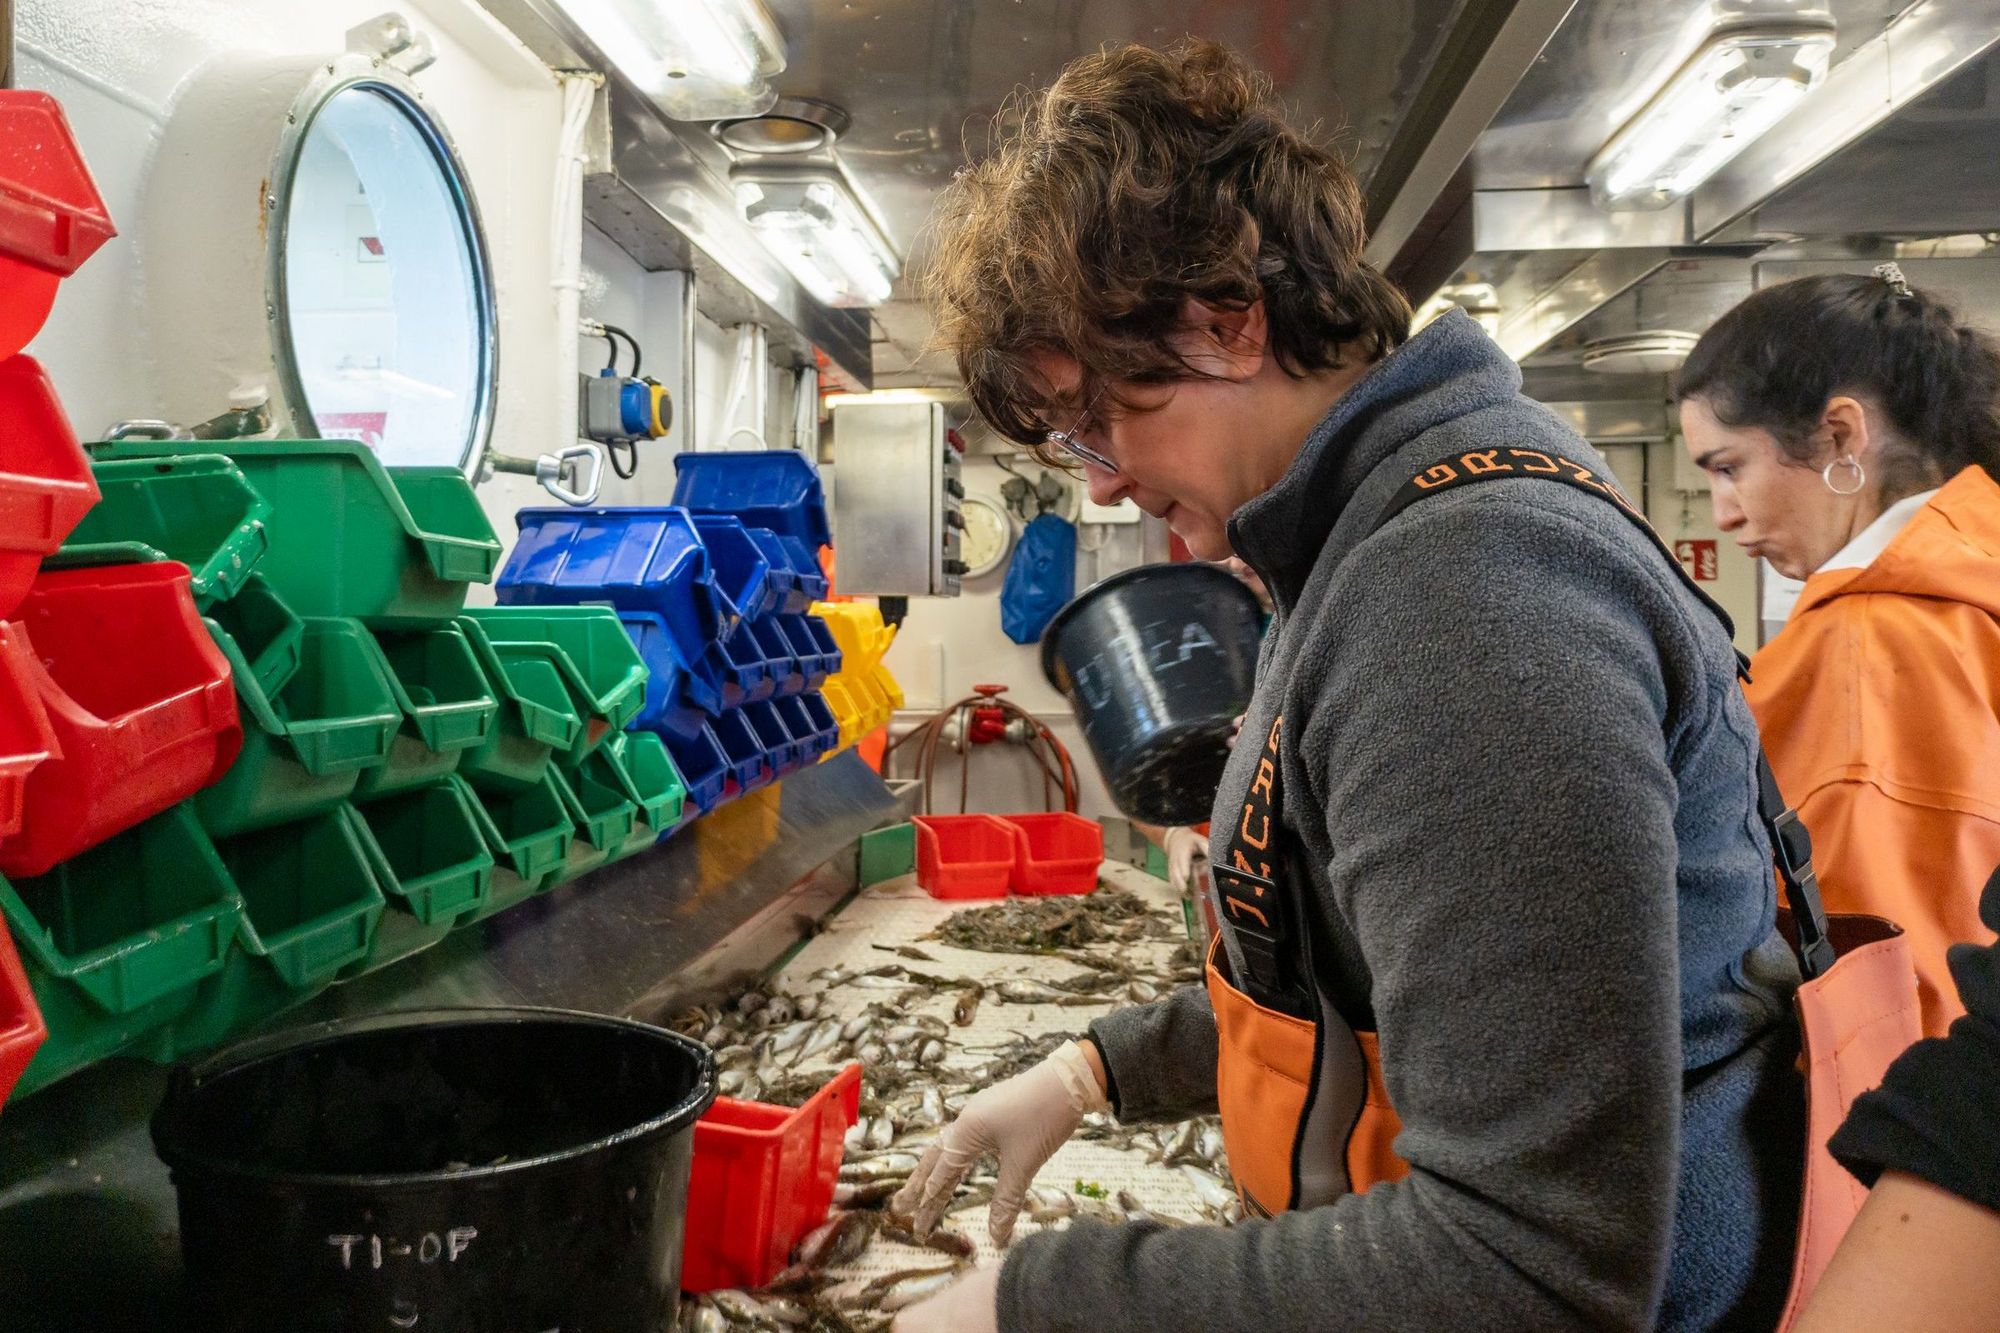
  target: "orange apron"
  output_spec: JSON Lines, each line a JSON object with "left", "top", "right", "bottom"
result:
{"left": 1206, "top": 452, "right": 1922, "bottom": 1321}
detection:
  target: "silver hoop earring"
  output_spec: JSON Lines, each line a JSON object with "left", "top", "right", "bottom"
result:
{"left": 1823, "top": 455, "right": 1866, "bottom": 496}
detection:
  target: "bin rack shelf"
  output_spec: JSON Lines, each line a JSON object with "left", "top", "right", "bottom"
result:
{"left": 747, "top": 526, "right": 827, "bottom": 614}
{"left": 166, "top": 807, "right": 388, "bottom": 1053}
{"left": 743, "top": 698, "right": 804, "bottom": 779}
{"left": 195, "top": 617, "right": 399, "bottom": 841}
{"left": 753, "top": 617, "right": 804, "bottom": 698}
{"left": 548, "top": 752, "right": 640, "bottom": 886}
{"left": 455, "top": 616, "right": 584, "bottom": 794}
{"left": 710, "top": 708, "right": 772, "bottom": 801}
{"left": 778, "top": 692, "right": 838, "bottom": 767}
{"left": 461, "top": 606, "right": 648, "bottom": 762}
{"left": 0, "top": 806, "right": 241, "bottom": 1096}
{"left": 346, "top": 778, "right": 494, "bottom": 977}
{"left": 661, "top": 723, "right": 729, "bottom": 820}
{"left": 694, "top": 512, "right": 781, "bottom": 622}
{"left": 1, "top": 562, "right": 242, "bottom": 879}
{"left": 606, "top": 730, "right": 686, "bottom": 854}
{"left": 0, "top": 621, "right": 56, "bottom": 843}
{"left": 776, "top": 614, "right": 840, "bottom": 694}
{"left": 62, "top": 454, "right": 270, "bottom": 607}
{"left": 498, "top": 506, "right": 728, "bottom": 653}
{"left": 201, "top": 573, "right": 302, "bottom": 699}
{"left": 461, "top": 770, "right": 576, "bottom": 924}
{"left": 670, "top": 450, "right": 832, "bottom": 552}
{"left": 0, "top": 354, "right": 100, "bottom": 617}
{"left": 622, "top": 610, "right": 724, "bottom": 742}
{"left": 87, "top": 439, "right": 501, "bottom": 627}
{"left": 355, "top": 623, "right": 499, "bottom": 800}
{"left": 0, "top": 92, "right": 117, "bottom": 359}
{"left": 716, "top": 619, "right": 777, "bottom": 710}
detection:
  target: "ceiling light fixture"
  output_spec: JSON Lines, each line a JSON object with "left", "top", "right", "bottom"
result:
{"left": 1587, "top": 21, "right": 1836, "bottom": 211}
{"left": 555, "top": 0, "right": 786, "bottom": 121}
{"left": 732, "top": 166, "right": 901, "bottom": 308}
{"left": 714, "top": 98, "right": 850, "bottom": 156}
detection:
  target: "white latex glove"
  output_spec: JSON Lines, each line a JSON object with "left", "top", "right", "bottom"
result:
{"left": 889, "top": 1262, "right": 1001, "bottom": 1333}
{"left": 1162, "top": 825, "right": 1207, "bottom": 894}
{"left": 893, "top": 1039, "right": 1110, "bottom": 1246}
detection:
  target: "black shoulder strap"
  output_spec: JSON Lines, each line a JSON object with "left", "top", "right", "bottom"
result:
{"left": 1372, "top": 450, "right": 1837, "bottom": 980}
{"left": 1211, "top": 712, "right": 1314, "bottom": 1013}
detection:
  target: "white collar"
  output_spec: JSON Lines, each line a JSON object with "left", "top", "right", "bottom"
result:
{"left": 1819, "top": 488, "right": 1941, "bottom": 572}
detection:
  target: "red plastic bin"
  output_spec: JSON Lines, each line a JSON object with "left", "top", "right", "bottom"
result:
{"left": 0, "top": 918, "right": 46, "bottom": 1112}
{"left": 0, "top": 355, "right": 100, "bottom": 617}
{"left": 0, "top": 622, "right": 56, "bottom": 844}
{"left": 1003, "top": 812, "right": 1104, "bottom": 896}
{"left": 0, "top": 92, "right": 117, "bottom": 359}
{"left": 914, "top": 813, "right": 1018, "bottom": 899}
{"left": 0, "top": 562, "right": 242, "bottom": 878}
{"left": 682, "top": 1061, "right": 861, "bottom": 1293}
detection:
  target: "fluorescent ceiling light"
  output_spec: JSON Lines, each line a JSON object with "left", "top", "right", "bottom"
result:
{"left": 556, "top": 0, "right": 786, "bottom": 121}
{"left": 1587, "top": 22, "right": 1835, "bottom": 211}
{"left": 732, "top": 168, "right": 902, "bottom": 308}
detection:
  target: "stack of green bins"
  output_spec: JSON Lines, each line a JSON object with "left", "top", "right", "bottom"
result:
{"left": 461, "top": 607, "right": 653, "bottom": 887}
{"left": 0, "top": 806, "right": 242, "bottom": 1095}
{"left": 455, "top": 617, "right": 582, "bottom": 922}
{"left": 607, "top": 731, "right": 687, "bottom": 857}
{"left": 42, "top": 440, "right": 510, "bottom": 1065}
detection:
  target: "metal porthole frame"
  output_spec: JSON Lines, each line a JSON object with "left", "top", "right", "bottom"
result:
{"left": 263, "top": 51, "right": 499, "bottom": 474}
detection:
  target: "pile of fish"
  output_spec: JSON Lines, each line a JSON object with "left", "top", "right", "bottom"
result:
{"left": 669, "top": 886, "right": 1234, "bottom": 1331}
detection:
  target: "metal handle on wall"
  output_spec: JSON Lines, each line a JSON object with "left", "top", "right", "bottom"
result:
{"left": 489, "top": 443, "right": 604, "bottom": 506}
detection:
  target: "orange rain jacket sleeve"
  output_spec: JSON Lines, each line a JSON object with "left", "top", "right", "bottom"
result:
{"left": 1745, "top": 465, "right": 2000, "bottom": 1037}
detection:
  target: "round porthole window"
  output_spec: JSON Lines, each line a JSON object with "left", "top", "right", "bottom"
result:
{"left": 275, "top": 79, "right": 495, "bottom": 469}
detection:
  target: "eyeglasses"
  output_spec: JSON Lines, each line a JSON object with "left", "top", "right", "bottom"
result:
{"left": 1043, "top": 383, "right": 1116, "bottom": 472}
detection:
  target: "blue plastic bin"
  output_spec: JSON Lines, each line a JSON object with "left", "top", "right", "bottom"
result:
{"left": 751, "top": 617, "right": 803, "bottom": 697}
{"left": 743, "top": 698, "right": 804, "bottom": 778}
{"left": 661, "top": 723, "right": 729, "bottom": 815}
{"left": 671, "top": 451, "right": 831, "bottom": 551}
{"left": 777, "top": 692, "right": 838, "bottom": 765}
{"left": 746, "top": 528, "right": 827, "bottom": 615}
{"left": 620, "top": 611, "right": 723, "bottom": 741}
{"left": 710, "top": 708, "right": 771, "bottom": 798}
{"left": 716, "top": 620, "right": 776, "bottom": 710}
{"left": 778, "top": 613, "right": 842, "bottom": 692}
{"left": 694, "top": 513, "right": 782, "bottom": 622}
{"left": 498, "top": 506, "right": 728, "bottom": 652}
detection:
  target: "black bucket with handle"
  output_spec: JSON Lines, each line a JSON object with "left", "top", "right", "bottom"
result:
{"left": 1041, "top": 562, "right": 1263, "bottom": 825}
{"left": 151, "top": 1006, "right": 715, "bottom": 1333}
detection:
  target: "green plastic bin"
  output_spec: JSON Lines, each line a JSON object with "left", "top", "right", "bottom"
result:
{"left": 463, "top": 606, "right": 649, "bottom": 761}
{"left": 549, "top": 750, "right": 641, "bottom": 885}
{"left": 88, "top": 439, "right": 501, "bottom": 627}
{"left": 346, "top": 779, "right": 494, "bottom": 976}
{"left": 456, "top": 616, "right": 583, "bottom": 793}
{"left": 355, "top": 624, "right": 499, "bottom": 799}
{"left": 461, "top": 771, "right": 575, "bottom": 923}
{"left": 608, "top": 730, "right": 686, "bottom": 857}
{"left": 62, "top": 454, "right": 270, "bottom": 607}
{"left": 0, "top": 806, "right": 241, "bottom": 1095}
{"left": 169, "top": 808, "right": 388, "bottom": 1053}
{"left": 205, "top": 573, "right": 303, "bottom": 699}
{"left": 198, "top": 618, "right": 401, "bottom": 838}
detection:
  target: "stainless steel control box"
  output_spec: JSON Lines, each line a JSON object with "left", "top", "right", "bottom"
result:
{"left": 829, "top": 400, "right": 964, "bottom": 596}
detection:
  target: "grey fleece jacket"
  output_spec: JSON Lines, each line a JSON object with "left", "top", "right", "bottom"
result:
{"left": 999, "top": 311, "right": 1805, "bottom": 1332}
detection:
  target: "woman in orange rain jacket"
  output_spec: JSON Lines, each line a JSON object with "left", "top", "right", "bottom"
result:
{"left": 1678, "top": 265, "right": 2000, "bottom": 1037}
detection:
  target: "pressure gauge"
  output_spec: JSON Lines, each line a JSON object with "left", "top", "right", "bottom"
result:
{"left": 959, "top": 494, "right": 1014, "bottom": 578}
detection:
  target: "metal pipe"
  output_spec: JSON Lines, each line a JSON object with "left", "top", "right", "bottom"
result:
{"left": 679, "top": 269, "right": 697, "bottom": 457}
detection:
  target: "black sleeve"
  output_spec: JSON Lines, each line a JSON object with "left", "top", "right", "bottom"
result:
{"left": 1828, "top": 865, "right": 2000, "bottom": 1214}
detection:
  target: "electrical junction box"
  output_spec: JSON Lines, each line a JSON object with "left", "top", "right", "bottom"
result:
{"left": 829, "top": 399, "right": 963, "bottom": 596}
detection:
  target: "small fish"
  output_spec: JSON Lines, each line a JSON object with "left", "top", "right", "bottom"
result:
{"left": 855, "top": 1041, "right": 887, "bottom": 1067}
{"left": 711, "top": 1290, "right": 774, "bottom": 1324}
{"left": 860, "top": 1265, "right": 963, "bottom": 1312}
{"left": 833, "top": 1178, "right": 906, "bottom": 1209}
{"left": 714, "top": 1044, "right": 756, "bottom": 1070}
{"left": 881, "top": 1217, "right": 976, "bottom": 1258}
{"left": 844, "top": 1119, "right": 868, "bottom": 1154}
{"left": 1127, "top": 979, "right": 1161, "bottom": 1004}
{"left": 1156, "top": 1120, "right": 1197, "bottom": 1165}
{"left": 874, "top": 943, "right": 939, "bottom": 963}
{"left": 769, "top": 1020, "right": 815, "bottom": 1055}
{"left": 795, "top": 1018, "right": 844, "bottom": 1065}
{"left": 917, "top": 1086, "right": 945, "bottom": 1128}
{"left": 952, "top": 986, "right": 983, "bottom": 1026}
{"left": 683, "top": 1299, "right": 727, "bottom": 1333}
{"left": 916, "top": 1039, "right": 945, "bottom": 1067}
{"left": 1117, "top": 1189, "right": 1187, "bottom": 1227}
{"left": 883, "top": 1024, "right": 927, "bottom": 1046}
{"left": 792, "top": 1209, "right": 875, "bottom": 1270}
{"left": 838, "top": 1153, "right": 920, "bottom": 1182}
{"left": 993, "top": 980, "right": 1063, "bottom": 1004}
{"left": 865, "top": 1114, "right": 894, "bottom": 1151}
{"left": 763, "top": 995, "right": 797, "bottom": 1025}
{"left": 759, "top": 1295, "right": 811, "bottom": 1326}
{"left": 717, "top": 1069, "right": 752, "bottom": 1098}
{"left": 736, "top": 991, "right": 770, "bottom": 1015}
{"left": 1179, "top": 1164, "right": 1235, "bottom": 1213}
{"left": 1197, "top": 1124, "right": 1226, "bottom": 1166}
{"left": 840, "top": 1015, "right": 874, "bottom": 1043}
{"left": 794, "top": 992, "right": 823, "bottom": 1020}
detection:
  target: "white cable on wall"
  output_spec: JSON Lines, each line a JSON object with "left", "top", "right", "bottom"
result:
{"left": 551, "top": 72, "right": 599, "bottom": 455}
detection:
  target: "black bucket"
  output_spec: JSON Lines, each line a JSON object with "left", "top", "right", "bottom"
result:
{"left": 151, "top": 1007, "right": 716, "bottom": 1333}
{"left": 1041, "top": 562, "right": 1263, "bottom": 824}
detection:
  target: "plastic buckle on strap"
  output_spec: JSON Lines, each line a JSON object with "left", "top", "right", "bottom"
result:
{"left": 1769, "top": 806, "right": 1837, "bottom": 980}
